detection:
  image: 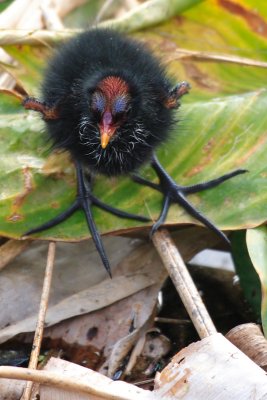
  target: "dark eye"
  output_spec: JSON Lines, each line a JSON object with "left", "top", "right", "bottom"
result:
{"left": 91, "top": 91, "right": 106, "bottom": 113}
{"left": 113, "top": 96, "right": 129, "bottom": 114}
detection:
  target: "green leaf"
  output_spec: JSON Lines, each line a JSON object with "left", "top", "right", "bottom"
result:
{"left": 0, "top": 1, "right": 13, "bottom": 13}
{"left": 246, "top": 227, "right": 267, "bottom": 336}
{"left": 231, "top": 230, "right": 261, "bottom": 319}
{"left": 0, "top": 0, "right": 267, "bottom": 241}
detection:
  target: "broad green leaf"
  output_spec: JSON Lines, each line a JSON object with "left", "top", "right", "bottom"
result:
{"left": 0, "top": 0, "right": 267, "bottom": 241}
{"left": 246, "top": 227, "right": 267, "bottom": 336}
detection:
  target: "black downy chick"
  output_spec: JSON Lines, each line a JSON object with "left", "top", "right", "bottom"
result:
{"left": 23, "top": 29, "right": 246, "bottom": 276}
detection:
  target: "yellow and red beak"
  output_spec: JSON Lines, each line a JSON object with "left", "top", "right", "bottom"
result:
{"left": 99, "top": 111, "right": 117, "bottom": 149}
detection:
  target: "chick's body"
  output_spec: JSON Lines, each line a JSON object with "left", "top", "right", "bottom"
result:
{"left": 22, "top": 28, "right": 246, "bottom": 274}
{"left": 42, "top": 29, "right": 174, "bottom": 176}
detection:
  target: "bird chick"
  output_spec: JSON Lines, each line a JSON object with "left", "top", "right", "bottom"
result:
{"left": 22, "top": 28, "right": 246, "bottom": 275}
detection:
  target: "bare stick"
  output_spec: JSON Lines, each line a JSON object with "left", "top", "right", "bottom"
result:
{"left": 0, "top": 365, "right": 157, "bottom": 400}
{"left": 152, "top": 229, "right": 217, "bottom": 338}
{"left": 21, "top": 241, "right": 56, "bottom": 400}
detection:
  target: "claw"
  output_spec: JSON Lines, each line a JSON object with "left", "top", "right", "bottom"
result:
{"left": 182, "top": 169, "right": 248, "bottom": 194}
{"left": 135, "top": 153, "right": 246, "bottom": 245}
{"left": 150, "top": 195, "right": 170, "bottom": 238}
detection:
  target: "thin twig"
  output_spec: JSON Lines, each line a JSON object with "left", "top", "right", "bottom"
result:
{"left": 155, "top": 317, "right": 191, "bottom": 325}
{"left": 21, "top": 241, "right": 56, "bottom": 400}
{"left": 152, "top": 229, "right": 217, "bottom": 338}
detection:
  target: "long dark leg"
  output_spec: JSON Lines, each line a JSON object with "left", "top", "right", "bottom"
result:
{"left": 24, "top": 160, "right": 149, "bottom": 276}
{"left": 133, "top": 154, "right": 247, "bottom": 244}
{"left": 75, "top": 161, "right": 112, "bottom": 277}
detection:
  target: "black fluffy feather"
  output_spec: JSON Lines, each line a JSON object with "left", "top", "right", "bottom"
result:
{"left": 42, "top": 29, "right": 174, "bottom": 175}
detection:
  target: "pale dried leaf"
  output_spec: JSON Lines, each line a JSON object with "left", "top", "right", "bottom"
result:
{"left": 154, "top": 333, "right": 267, "bottom": 399}
{"left": 40, "top": 357, "right": 160, "bottom": 399}
{"left": 0, "top": 378, "right": 25, "bottom": 399}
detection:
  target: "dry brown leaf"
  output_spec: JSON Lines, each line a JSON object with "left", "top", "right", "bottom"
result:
{"left": 0, "top": 262, "right": 163, "bottom": 344}
{"left": 0, "top": 237, "right": 144, "bottom": 341}
{"left": 0, "top": 228, "right": 217, "bottom": 345}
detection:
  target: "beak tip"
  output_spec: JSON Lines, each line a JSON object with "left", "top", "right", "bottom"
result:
{"left": 100, "top": 132, "right": 110, "bottom": 149}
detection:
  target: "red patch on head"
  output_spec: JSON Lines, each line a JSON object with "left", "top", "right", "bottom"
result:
{"left": 98, "top": 76, "right": 129, "bottom": 103}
